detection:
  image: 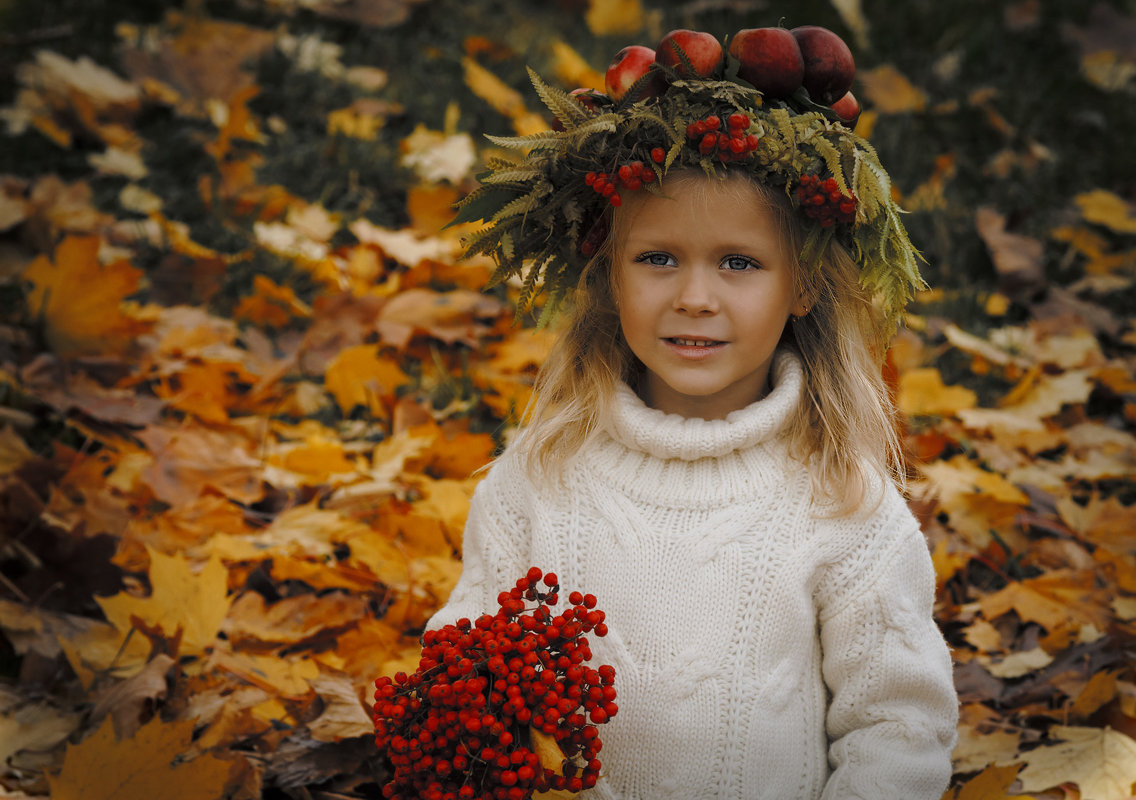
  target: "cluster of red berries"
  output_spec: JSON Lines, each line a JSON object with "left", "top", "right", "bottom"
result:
{"left": 796, "top": 174, "right": 857, "bottom": 227}
{"left": 585, "top": 159, "right": 657, "bottom": 207}
{"left": 373, "top": 567, "right": 616, "bottom": 800}
{"left": 684, "top": 112, "right": 760, "bottom": 162}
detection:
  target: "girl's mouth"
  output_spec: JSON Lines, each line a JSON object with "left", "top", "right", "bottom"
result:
{"left": 666, "top": 337, "right": 725, "bottom": 347}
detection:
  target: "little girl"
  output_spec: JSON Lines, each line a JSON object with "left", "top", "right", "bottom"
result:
{"left": 428, "top": 33, "right": 958, "bottom": 799}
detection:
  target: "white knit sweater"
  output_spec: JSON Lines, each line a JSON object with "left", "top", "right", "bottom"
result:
{"left": 429, "top": 349, "right": 958, "bottom": 799}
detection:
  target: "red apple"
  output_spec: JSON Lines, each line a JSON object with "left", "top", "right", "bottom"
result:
{"left": 605, "top": 45, "right": 659, "bottom": 102}
{"left": 791, "top": 25, "right": 855, "bottom": 105}
{"left": 830, "top": 90, "right": 860, "bottom": 127}
{"left": 656, "top": 29, "right": 723, "bottom": 78}
{"left": 727, "top": 27, "right": 804, "bottom": 99}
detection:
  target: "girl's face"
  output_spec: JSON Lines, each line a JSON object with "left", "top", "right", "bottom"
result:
{"left": 612, "top": 175, "right": 806, "bottom": 420}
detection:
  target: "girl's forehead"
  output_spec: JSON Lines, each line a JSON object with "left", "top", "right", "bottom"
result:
{"left": 619, "top": 175, "right": 786, "bottom": 234}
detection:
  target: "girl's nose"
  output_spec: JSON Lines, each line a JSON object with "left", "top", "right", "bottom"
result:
{"left": 673, "top": 266, "right": 719, "bottom": 315}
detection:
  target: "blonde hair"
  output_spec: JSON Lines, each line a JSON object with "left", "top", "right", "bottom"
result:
{"left": 514, "top": 170, "right": 904, "bottom": 515}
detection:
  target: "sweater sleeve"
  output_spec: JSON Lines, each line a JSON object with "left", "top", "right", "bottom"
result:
{"left": 424, "top": 451, "right": 533, "bottom": 633}
{"left": 817, "top": 499, "right": 958, "bottom": 800}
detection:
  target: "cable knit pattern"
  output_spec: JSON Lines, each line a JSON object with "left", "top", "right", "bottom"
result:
{"left": 429, "top": 349, "right": 958, "bottom": 799}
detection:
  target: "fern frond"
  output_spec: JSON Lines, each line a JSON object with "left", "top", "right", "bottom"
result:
{"left": 528, "top": 67, "right": 590, "bottom": 129}
{"left": 490, "top": 185, "right": 551, "bottom": 222}
{"left": 485, "top": 131, "right": 566, "bottom": 151}
{"left": 479, "top": 166, "right": 545, "bottom": 185}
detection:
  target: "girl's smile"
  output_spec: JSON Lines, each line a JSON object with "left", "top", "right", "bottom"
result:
{"left": 613, "top": 175, "right": 807, "bottom": 420}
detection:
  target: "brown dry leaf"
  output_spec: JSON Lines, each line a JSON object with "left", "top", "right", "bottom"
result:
{"left": 46, "top": 715, "right": 234, "bottom": 800}
{"left": 1012, "top": 725, "right": 1136, "bottom": 800}
{"left": 897, "top": 367, "right": 978, "bottom": 417}
{"left": 857, "top": 64, "right": 928, "bottom": 113}
{"left": 223, "top": 591, "right": 366, "bottom": 647}
{"left": 22, "top": 235, "right": 151, "bottom": 356}
{"left": 377, "top": 287, "right": 506, "bottom": 349}
{"left": 119, "top": 12, "right": 275, "bottom": 114}
{"left": 1057, "top": 494, "right": 1136, "bottom": 552}
{"left": 29, "top": 368, "right": 166, "bottom": 427}
{"left": 979, "top": 569, "right": 1110, "bottom": 632}
{"left": 0, "top": 692, "right": 82, "bottom": 769}
{"left": 323, "top": 344, "right": 410, "bottom": 418}
{"left": 97, "top": 548, "right": 232, "bottom": 656}
{"left": 975, "top": 206, "right": 1045, "bottom": 293}
{"left": 89, "top": 654, "right": 176, "bottom": 740}
{"left": 137, "top": 424, "right": 265, "bottom": 507}
{"left": 304, "top": 0, "right": 428, "bottom": 28}
{"left": 307, "top": 672, "right": 373, "bottom": 742}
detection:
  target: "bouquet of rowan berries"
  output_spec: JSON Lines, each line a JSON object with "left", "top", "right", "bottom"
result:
{"left": 373, "top": 567, "right": 617, "bottom": 800}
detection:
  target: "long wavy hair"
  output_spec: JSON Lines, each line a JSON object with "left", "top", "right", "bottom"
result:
{"left": 513, "top": 170, "right": 904, "bottom": 515}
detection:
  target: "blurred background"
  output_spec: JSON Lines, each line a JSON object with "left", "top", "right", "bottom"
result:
{"left": 1, "top": 1, "right": 1135, "bottom": 799}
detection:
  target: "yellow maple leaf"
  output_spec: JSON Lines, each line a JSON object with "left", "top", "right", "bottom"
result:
{"left": 858, "top": 64, "right": 928, "bottom": 113}
{"left": 46, "top": 715, "right": 233, "bottom": 800}
{"left": 268, "top": 436, "right": 358, "bottom": 485}
{"left": 550, "top": 40, "right": 605, "bottom": 92}
{"left": 584, "top": 0, "right": 644, "bottom": 36}
{"left": 323, "top": 344, "right": 410, "bottom": 418}
{"left": 1075, "top": 188, "right": 1136, "bottom": 234}
{"left": 462, "top": 57, "right": 548, "bottom": 136}
{"left": 97, "top": 547, "right": 232, "bottom": 656}
{"left": 897, "top": 367, "right": 978, "bottom": 416}
{"left": 21, "top": 234, "right": 151, "bottom": 356}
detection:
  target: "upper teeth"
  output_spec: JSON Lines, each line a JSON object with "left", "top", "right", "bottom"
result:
{"left": 674, "top": 338, "right": 716, "bottom": 346}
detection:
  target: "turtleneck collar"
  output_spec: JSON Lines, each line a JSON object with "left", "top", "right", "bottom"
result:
{"left": 577, "top": 348, "right": 806, "bottom": 509}
{"left": 603, "top": 347, "right": 804, "bottom": 461}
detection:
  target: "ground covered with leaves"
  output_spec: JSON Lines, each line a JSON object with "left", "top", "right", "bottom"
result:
{"left": 0, "top": 0, "right": 1135, "bottom": 798}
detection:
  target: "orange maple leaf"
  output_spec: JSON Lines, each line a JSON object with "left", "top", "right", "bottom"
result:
{"left": 22, "top": 234, "right": 151, "bottom": 356}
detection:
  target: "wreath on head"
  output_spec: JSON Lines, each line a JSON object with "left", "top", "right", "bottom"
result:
{"left": 450, "top": 26, "right": 925, "bottom": 330}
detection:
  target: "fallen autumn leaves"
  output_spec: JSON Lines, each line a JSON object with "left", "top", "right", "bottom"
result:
{"left": 2, "top": 2, "right": 1136, "bottom": 799}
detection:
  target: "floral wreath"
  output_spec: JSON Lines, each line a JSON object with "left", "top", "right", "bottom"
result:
{"left": 451, "top": 28, "right": 926, "bottom": 329}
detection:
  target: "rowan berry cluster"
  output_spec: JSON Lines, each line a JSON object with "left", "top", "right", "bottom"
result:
{"left": 796, "top": 174, "right": 857, "bottom": 227}
{"left": 373, "top": 567, "right": 617, "bottom": 800}
{"left": 585, "top": 159, "right": 656, "bottom": 208}
{"left": 684, "top": 112, "right": 760, "bottom": 163}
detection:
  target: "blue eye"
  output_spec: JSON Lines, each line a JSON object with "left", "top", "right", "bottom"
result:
{"left": 723, "top": 255, "right": 759, "bottom": 271}
{"left": 635, "top": 252, "right": 676, "bottom": 267}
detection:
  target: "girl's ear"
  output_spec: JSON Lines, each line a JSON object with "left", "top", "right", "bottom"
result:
{"left": 792, "top": 290, "right": 813, "bottom": 319}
